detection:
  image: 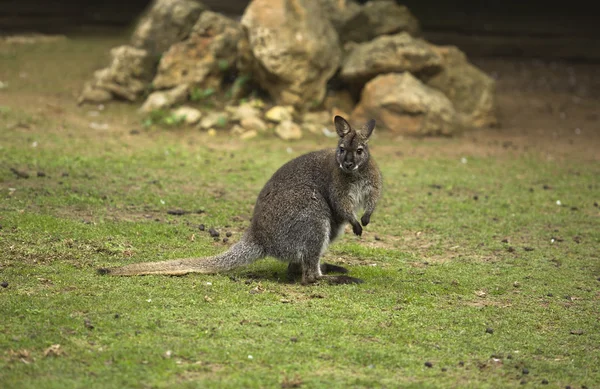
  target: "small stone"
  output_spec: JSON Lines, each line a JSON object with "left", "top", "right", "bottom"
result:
{"left": 485, "top": 327, "right": 494, "bottom": 334}
{"left": 222, "top": 238, "right": 229, "bottom": 243}
{"left": 265, "top": 105, "right": 294, "bottom": 123}
{"left": 240, "top": 116, "right": 267, "bottom": 132}
{"left": 208, "top": 228, "right": 220, "bottom": 238}
{"left": 424, "top": 361, "right": 433, "bottom": 368}
{"left": 1, "top": 281, "right": 8, "bottom": 288}
{"left": 37, "top": 171, "right": 46, "bottom": 177}
{"left": 199, "top": 224, "right": 205, "bottom": 231}
{"left": 226, "top": 232, "right": 232, "bottom": 237}
{"left": 172, "top": 106, "right": 202, "bottom": 125}
{"left": 230, "top": 124, "right": 246, "bottom": 135}
{"left": 522, "top": 368, "right": 529, "bottom": 375}
{"left": 441, "top": 367, "right": 447, "bottom": 372}
{"left": 240, "top": 129, "right": 258, "bottom": 140}
{"left": 541, "top": 379, "right": 549, "bottom": 385}
{"left": 199, "top": 111, "right": 229, "bottom": 130}
{"left": 473, "top": 195, "right": 479, "bottom": 200}
{"left": 84, "top": 318, "right": 94, "bottom": 330}
{"left": 570, "top": 329, "right": 584, "bottom": 335}
{"left": 275, "top": 120, "right": 302, "bottom": 140}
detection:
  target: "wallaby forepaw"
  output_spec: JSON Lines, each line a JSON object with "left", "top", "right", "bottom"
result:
{"left": 352, "top": 223, "right": 363, "bottom": 236}
{"left": 361, "top": 214, "right": 371, "bottom": 227}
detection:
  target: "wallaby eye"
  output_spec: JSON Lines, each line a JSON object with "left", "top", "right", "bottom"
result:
{"left": 356, "top": 148, "right": 364, "bottom": 155}
{"left": 338, "top": 146, "right": 345, "bottom": 153}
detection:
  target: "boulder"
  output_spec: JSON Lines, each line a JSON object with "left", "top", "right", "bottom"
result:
{"left": 352, "top": 73, "right": 459, "bottom": 136}
{"left": 139, "top": 84, "right": 189, "bottom": 112}
{"left": 340, "top": 33, "right": 442, "bottom": 85}
{"left": 131, "top": 0, "right": 206, "bottom": 59}
{"left": 425, "top": 45, "right": 497, "bottom": 128}
{"left": 240, "top": 0, "right": 342, "bottom": 108}
{"left": 316, "top": 0, "right": 362, "bottom": 40}
{"left": 78, "top": 45, "right": 154, "bottom": 104}
{"left": 152, "top": 11, "right": 243, "bottom": 90}
{"left": 330, "top": 0, "right": 420, "bottom": 43}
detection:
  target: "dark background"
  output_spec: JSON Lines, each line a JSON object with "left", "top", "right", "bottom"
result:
{"left": 1, "top": 0, "right": 598, "bottom": 61}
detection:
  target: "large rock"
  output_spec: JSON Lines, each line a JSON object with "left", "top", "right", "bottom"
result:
{"left": 240, "top": 0, "right": 342, "bottom": 108}
{"left": 425, "top": 45, "right": 497, "bottom": 128}
{"left": 152, "top": 11, "right": 243, "bottom": 90}
{"left": 78, "top": 45, "right": 154, "bottom": 104}
{"left": 316, "top": 0, "right": 362, "bottom": 38}
{"left": 341, "top": 1, "right": 420, "bottom": 43}
{"left": 341, "top": 33, "right": 442, "bottom": 85}
{"left": 317, "top": 1, "right": 419, "bottom": 43}
{"left": 352, "top": 73, "right": 459, "bottom": 136}
{"left": 131, "top": 0, "right": 206, "bottom": 59}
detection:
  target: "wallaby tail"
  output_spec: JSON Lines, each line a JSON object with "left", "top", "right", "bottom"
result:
{"left": 98, "top": 237, "right": 264, "bottom": 276}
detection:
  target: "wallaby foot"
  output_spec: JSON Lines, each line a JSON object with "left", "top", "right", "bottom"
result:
{"left": 287, "top": 262, "right": 348, "bottom": 281}
{"left": 322, "top": 275, "right": 364, "bottom": 285}
{"left": 321, "top": 263, "right": 348, "bottom": 274}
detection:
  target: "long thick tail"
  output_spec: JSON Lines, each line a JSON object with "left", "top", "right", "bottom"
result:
{"left": 98, "top": 237, "right": 264, "bottom": 276}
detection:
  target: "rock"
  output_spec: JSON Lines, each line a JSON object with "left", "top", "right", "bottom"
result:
{"left": 340, "top": 33, "right": 443, "bottom": 85}
{"left": 172, "top": 106, "right": 202, "bottom": 124}
{"left": 152, "top": 11, "right": 244, "bottom": 90}
{"left": 199, "top": 111, "right": 229, "bottom": 129}
{"left": 348, "top": 1, "right": 420, "bottom": 42}
{"left": 240, "top": 129, "right": 259, "bottom": 140}
{"left": 316, "top": 0, "right": 362, "bottom": 40}
{"left": 275, "top": 120, "right": 302, "bottom": 140}
{"left": 79, "top": 45, "right": 154, "bottom": 104}
{"left": 240, "top": 0, "right": 342, "bottom": 108}
{"left": 352, "top": 72, "right": 459, "bottom": 136}
{"left": 78, "top": 84, "right": 113, "bottom": 105}
{"left": 265, "top": 105, "right": 294, "bottom": 123}
{"left": 302, "top": 110, "right": 331, "bottom": 126}
{"left": 139, "top": 84, "right": 189, "bottom": 112}
{"left": 425, "top": 45, "right": 497, "bottom": 128}
{"left": 240, "top": 116, "right": 268, "bottom": 132}
{"left": 131, "top": 0, "right": 206, "bottom": 59}
{"left": 226, "top": 102, "right": 261, "bottom": 121}
{"left": 230, "top": 124, "right": 246, "bottom": 135}
{"left": 318, "top": 0, "right": 419, "bottom": 43}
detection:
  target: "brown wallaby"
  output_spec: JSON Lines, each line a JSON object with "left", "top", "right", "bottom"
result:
{"left": 99, "top": 115, "right": 382, "bottom": 284}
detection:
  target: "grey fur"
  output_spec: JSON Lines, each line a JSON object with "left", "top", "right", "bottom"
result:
{"left": 99, "top": 116, "right": 383, "bottom": 284}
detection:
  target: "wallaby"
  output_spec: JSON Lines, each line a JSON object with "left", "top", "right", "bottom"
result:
{"left": 99, "top": 115, "right": 382, "bottom": 284}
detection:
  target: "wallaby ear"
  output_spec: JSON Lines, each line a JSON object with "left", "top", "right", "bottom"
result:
{"left": 334, "top": 115, "right": 352, "bottom": 138}
{"left": 362, "top": 119, "right": 376, "bottom": 139}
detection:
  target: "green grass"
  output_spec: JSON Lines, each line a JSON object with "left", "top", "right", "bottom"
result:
{"left": 1, "top": 36, "right": 599, "bottom": 388}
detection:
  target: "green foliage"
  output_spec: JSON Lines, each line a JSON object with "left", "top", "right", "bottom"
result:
{"left": 142, "top": 109, "right": 186, "bottom": 128}
{"left": 190, "top": 87, "right": 216, "bottom": 102}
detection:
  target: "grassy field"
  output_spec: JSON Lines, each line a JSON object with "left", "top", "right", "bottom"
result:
{"left": 1, "top": 35, "right": 599, "bottom": 388}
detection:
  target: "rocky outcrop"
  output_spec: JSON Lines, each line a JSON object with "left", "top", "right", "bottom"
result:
{"left": 340, "top": 33, "right": 442, "bottom": 85}
{"left": 131, "top": 0, "right": 206, "bottom": 59}
{"left": 352, "top": 72, "right": 459, "bottom": 136}
{"left": 425, "top": 45, "right": 497, "bottom": 128}
{"left": 152, "top": 11, "right": 243, "bottom": 90}
{"left": 240, "top": 0, "right": 342, "bottom": 108}
{"left": 78, "top": 0, "right": 498, "bottom": 137}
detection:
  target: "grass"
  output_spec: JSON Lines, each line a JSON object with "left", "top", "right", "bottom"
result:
{"left": 1, "top": 35, "right": 599, "bottom": 388}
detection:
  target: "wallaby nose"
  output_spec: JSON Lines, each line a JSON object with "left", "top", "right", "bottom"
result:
{"left": 343, "top": 161, "right": 354, "bottom": 169}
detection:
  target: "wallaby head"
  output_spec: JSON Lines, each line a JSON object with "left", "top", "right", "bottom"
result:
{"left": 334, "top": 115, "right": 376, "bottom": 174}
